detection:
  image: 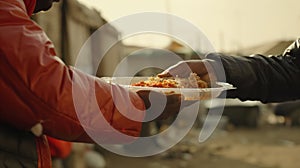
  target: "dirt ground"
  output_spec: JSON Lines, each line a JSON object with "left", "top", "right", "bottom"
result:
{"left": 101, "top": 125, "right": 300, "bottom": 168}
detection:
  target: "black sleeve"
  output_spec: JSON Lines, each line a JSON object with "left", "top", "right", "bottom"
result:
{"left": 207, "top": 39, "right": 300, "bottom": 103}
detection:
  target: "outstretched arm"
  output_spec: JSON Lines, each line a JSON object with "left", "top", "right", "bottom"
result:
{"left": 159, "top": 39, "right": 300, "bottom": 103}
{"left": 207, "top": 39, "right": 300, "bottom": 103}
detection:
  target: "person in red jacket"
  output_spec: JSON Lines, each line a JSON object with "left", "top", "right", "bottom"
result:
{"left": 0, "top": 0, "right": 182, "bottom": 167}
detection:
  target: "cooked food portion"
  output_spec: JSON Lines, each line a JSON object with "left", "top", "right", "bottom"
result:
{"left": 131, "top": 76, "right": 177, "bottom": 88}
{"left": 177, "top": 72, "right": 208, "bottom": 88}
{"left": 131, "top": 73, "right": 208, "bottom": 88}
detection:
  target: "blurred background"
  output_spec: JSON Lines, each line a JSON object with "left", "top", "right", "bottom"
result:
{"left": 32, "top": 0, "right": 300, "bottom": 167}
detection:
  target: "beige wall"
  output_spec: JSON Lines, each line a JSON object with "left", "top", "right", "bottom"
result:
{"left": 33, "top": 3, "right": 62, "bottom": 57}
{"left": 66, "top": 17, "right": 92, "bottom": 69}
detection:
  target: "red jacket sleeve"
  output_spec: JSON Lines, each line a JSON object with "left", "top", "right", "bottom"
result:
{"left": 0, "top": 0, "right": 145, "bottom": 143}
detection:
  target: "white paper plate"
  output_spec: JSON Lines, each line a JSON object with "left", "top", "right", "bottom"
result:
{"left": 102, "top": 77, "right": 235, "bottom": 100}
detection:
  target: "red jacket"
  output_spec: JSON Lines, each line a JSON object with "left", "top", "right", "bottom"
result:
{"left": 0, "top": 0, "right": 145, "bottom": 167}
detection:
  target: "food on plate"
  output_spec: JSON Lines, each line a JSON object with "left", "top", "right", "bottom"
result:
{"left": 131, "top": 73, "right": 208, "bottom": 88}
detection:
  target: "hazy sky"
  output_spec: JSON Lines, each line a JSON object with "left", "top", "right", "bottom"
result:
{"left": 78, "top": 0, "right": 300, "bottom": 52}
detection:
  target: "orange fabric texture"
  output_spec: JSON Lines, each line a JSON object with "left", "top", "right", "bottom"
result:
{"left": 47, "top": 136, "right": 72, "bottom": 159}
{"left": 0, "top": 0, "right": 145, "bottom": 167}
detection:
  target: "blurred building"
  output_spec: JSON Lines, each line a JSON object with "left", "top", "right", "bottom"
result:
{"left": 33, "top": 0, "right": 202, "bottom": 78}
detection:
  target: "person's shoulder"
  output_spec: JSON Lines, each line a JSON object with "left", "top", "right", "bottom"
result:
{"left": 0, "top": 0, "right": 32, "bottom": 20}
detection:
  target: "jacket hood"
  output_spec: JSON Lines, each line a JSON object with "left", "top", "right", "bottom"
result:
{"left": 23, "top": 0, "right": 36, "bottom": 16}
